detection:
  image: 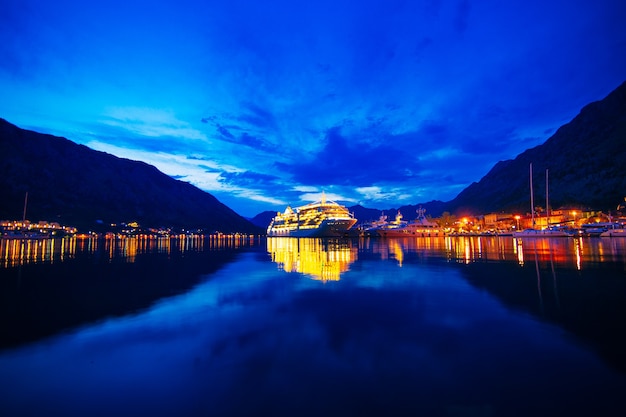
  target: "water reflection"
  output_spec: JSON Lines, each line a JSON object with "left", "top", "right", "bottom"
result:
{"left": 267, "top": 237, "right": 358, "bottom": 281}
{"left": 0, "top": 234, "right": 258, "bottom": 268}
{"left": 367, "top": 235, "right": 626, "bottom": 269}
{"left": 266, "top": 236, "right": 626, "bottom": 281}
{"left": 0, "top": 235, "right": 260, "bottom": 349}
{"left": 2, "top": 235, "right": 626, "bottom": 417}
{"left": 513, "top": 237, "right": 626, "bottom": 269}
{"left": 1, "top": 237, "right": 77, "bottom": 267}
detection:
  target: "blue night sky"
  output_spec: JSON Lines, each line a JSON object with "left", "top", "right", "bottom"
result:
{"left": 1, "top": 0, "right": 625, "bottom": 217}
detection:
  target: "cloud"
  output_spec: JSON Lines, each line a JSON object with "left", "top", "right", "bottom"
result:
{"left": 2, "top": 0, "right": 625, "bottom": 217}
{"left": 238, "top": 102, "right": 278, "bottom": 130}
{"left": 218, "top": 171, "right": 282, "bottom": 189}
{"left": 276, "top": 127, "right": 418, "bottom": 187}
{"left": 102, "top": 107, "right": 207, "bottom": 141}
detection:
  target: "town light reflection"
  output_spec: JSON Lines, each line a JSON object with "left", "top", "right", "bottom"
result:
{"left": 362, "top": 236, "right": 626, "bottom": 270}
{"left": 3, "top": 235, "right": 625, "bottom": 272}
{"left": 0, "top": 234, "right": 258, "bottom": 268}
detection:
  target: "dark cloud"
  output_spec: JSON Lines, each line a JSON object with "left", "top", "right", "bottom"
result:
{"left": 277, "top": 127, "right": 421, "bottom": 187}
{"left": 2, "top": 0, "right": 626, "bottom": 216}
{"left": 238, "top": 103, "right": 278, "bottom": 130}
{"left": 217, "top": 125, "right": 235, "bottom": 139}
{"left": 206, "top": 121, "right": 274, "bottom": 151}
{"left": 218, "top": 170, "right": 282, "bottom": 188}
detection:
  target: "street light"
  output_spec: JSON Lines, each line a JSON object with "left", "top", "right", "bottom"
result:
{"left": 514, "top": 215, "right": 520, "bottom": 230}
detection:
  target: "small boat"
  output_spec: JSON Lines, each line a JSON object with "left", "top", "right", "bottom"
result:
{"left": 359, "top": 213, "right": 389, "bottom": 236}
{"left": 600, "top": 224, "right": 626, "bottom": 237}
{"left": 579, "top": 222, "right": 615, "bottom": 236}
{"left": 1, "top": 192, "right": 46, "bottom": 240}
{"left": 513, "top": 227, "right": 571, "bottom": 238}
{"left": 374, "top": 207, "right": 442, "bottom": 237}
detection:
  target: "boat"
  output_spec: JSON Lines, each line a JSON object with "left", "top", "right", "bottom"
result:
{"left": 599, "top": 221, "right": 626, "bottom": 237}
{"left": 579, "top": 222, "right": 616, "bottom": 237}
{"left": 358, "top": 213, "right": 389, "bottom": 236}
{"left": 1, "top": 192, "right": 46, "bottom": 240}
{"left": 513, "top": 227, "right": 571, "bottom": 238}
{"left": 266, "top": 194, "right": 357, "bottom": 237}
{"left": 373, "top": 207, "right": 442, "bottom": 237}
{"left": 600, "top": 228, "right": 626, "bottom": 237}
{"left": 513, "top": 164, "right": 570, "bottom": 238}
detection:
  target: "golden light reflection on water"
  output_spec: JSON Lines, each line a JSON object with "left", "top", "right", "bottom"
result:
{"left": 3, "top": 234, "right": 625, "bottom": 272}
{"left": 361, "top": 236, "right": 449, "bottom": 265}
{"left": 0, "top": 234, "right": 258, "bottom": 268}
{"left": 361, "top": 236, "right": 626, "bottom": 271}
{"left": 267, "top": 237, "right": 358, "bottom": 281}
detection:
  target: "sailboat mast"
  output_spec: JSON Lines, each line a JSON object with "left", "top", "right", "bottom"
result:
{"left": 546, "top": 169, "right": 549, "bottom": 227}
{"left": 22, "top": 192, "right": 28, "bottom": 225}
{"left": 530, "top": 163, "right": 535, "bottom": 226}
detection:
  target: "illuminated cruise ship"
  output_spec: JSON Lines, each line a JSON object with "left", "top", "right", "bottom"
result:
{"left": 267, "top": 194, "right": 357, "bottom": 237}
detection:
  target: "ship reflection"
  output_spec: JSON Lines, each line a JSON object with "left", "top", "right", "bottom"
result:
{"left": 267, "top": 237, "right": 358, "bottom": 281}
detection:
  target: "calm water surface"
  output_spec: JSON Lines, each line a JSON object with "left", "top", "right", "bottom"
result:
{"left": 1, "top": 235, "right": 626, "bottom": 417}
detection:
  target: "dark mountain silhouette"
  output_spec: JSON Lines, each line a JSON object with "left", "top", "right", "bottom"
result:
{"left": 447, "top": 80, "right": 626, "bottom": 215}
{"left": 349, "top": 204, "right": 383, "bottom": 224}
{"left": 249, "top": 210, "right": 277, "bottom": 229}
{"left": 332, "top": 80, "right": 626, "bottom": 221}
{"left": 0, "top": 118, "right": 261, "bottom": 233}
{"left": 350, "top": 200, "right": 449, "bottom": 224}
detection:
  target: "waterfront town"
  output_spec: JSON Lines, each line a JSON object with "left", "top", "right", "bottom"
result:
{"left": 2, "top": 202, "right": 625, "bottom": 239}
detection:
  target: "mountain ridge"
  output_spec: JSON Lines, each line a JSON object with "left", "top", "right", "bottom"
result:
{"left": 2, "top": 81, "right": 624, "bottom": 231}
{"left": 254, "top": 80, "right": 626, "bottom": 227}
{"left": 446, "top": 79, "right": 626, "bottom": 215}
{"left": 0, "top": 118, "right": 261, "bottom": 234}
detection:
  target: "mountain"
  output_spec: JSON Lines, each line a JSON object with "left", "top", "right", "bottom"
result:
{"left": 447, "top": 80, "right": 626, "bottom": 215}
{"left": 0, "top": 119, "right": 261, "bottom": 234}
{"left": 348, "top": 205, "right": 384, "bottom": 224}
{"left": 249, "top": 211, "right": 276, "bottom": 229}
{"left": 348, "top": 201, "right": 447, "bottom": 224}
{"left": 340, "top": 80, "right": 626, "bottom": 219}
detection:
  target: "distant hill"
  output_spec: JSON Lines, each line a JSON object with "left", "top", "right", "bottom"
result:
{"left": 249, "top": 211, "right": 276, "bottom": 229}
{"left": 0, "top": 119, "right": 262, "bottom": 234}
{"left": 349, "top": 205, "right": 383, "bottom": 224}
{"left": 347, "top": 201, "right": 447, "bottom": 224}
{"left": 447, "top": 80, "right": 626, "bottom": 215}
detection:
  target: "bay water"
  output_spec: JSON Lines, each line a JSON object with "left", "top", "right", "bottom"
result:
{"left": 1, "top": 235, "right": 625, "bottom": 416}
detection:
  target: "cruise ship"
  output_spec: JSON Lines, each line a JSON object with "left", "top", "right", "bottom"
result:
{"left": 267, "top": 195, "right": 357, "bottom": 237}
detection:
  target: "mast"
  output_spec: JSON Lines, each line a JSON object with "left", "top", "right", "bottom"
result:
{"left": 530, "top": 163, "right": 535, "bottom": 227}
{"left": 545, "top": 169, "right": 549, "bottom": 227}
{"left": 22, "top": 192, "right": 28, "bottom": 226}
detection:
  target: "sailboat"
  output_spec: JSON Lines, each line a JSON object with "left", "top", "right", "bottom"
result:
{"left": 1, "top": 192, "right": 43, "bottom": 239}
{"left": 513, "top": 164, "right": 570, "bottom": 238}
